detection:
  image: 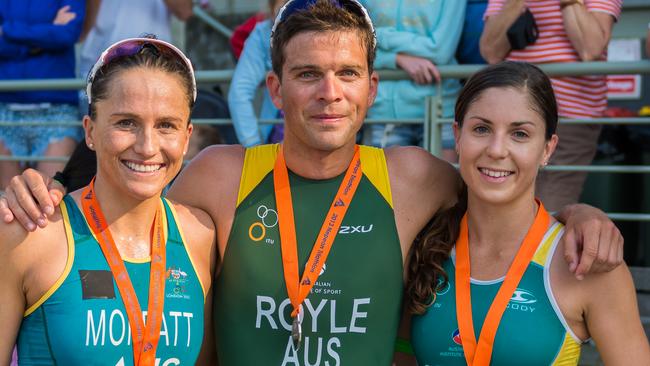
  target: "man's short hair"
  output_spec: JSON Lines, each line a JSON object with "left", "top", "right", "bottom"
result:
{"left": 270, "top": 0, "right": 376, "bottom": 79}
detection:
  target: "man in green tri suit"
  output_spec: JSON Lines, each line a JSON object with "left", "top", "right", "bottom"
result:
{"left": 0, "top": 0, "right": 625, "bottom": 364}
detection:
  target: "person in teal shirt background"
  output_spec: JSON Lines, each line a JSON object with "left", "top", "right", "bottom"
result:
{"left": 360, "top": 0, "right": 465, "bottom": 157}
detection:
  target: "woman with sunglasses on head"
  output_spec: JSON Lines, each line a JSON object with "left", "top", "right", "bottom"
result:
{"left": 0, "top": 37, "right": 216, "bottom": 365}
{"left": 406, "top": 62, "right": 650, "bottom": 365}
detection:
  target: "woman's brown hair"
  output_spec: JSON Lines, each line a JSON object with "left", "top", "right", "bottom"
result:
{"left": 406, "top": 184, "right": 466, "bottom": 315}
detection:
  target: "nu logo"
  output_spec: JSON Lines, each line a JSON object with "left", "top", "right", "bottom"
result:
{"left": 249, "top": 205, "right": 278, "bottom": 243}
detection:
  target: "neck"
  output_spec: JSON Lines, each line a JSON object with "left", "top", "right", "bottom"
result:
{"left": 281, "top": 139, "right": 356, "bottom": 179}
{"left": 90, "top": 174, "right": 161, "bottom": 258}
{"left": 466, "top": 192, "right": 538, "bottom": 255}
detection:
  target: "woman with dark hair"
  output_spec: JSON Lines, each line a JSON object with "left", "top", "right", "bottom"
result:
{"left": 0, "top": 38, "right": 216, "bottom": 365}
{"left": 407, "top": 61, "right": 650, "bottom": 365}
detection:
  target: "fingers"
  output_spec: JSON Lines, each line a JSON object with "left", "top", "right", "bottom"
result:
{"left": 7, "top": 170, "right": 51, "bottom": 229}
{"left": 416, "top": 62, "right": 438, "bottom": 85}
{"left": 396, "top": 54, "right": 438, "bottom": 85}
{"left": 3, "top": 184, "right": 36, "bottom": 231}
{"left": 587, "top": 221, "right": 624, "bottom": 274}
{"left": 407, "top": 70, "right": 424, "bottom": 85}
{"left": 54, "top": 5, "right": 76, "bottom": 25}
{"left": 562, "top": 228, "right": 579, "bottom": 274}
{"left": 575, "top": 221, "right": 601, "bottom": 280}
{"left": 608, "top": 223, "right": 624, "bottom": 270}
{"left": 24, "top": 169, "right": 56, "bottom": 219}
{"left": 607, "top": 230, "right": 619, "bottom": 271}
{"left": 593, "top": 221, "right": 615, "bottom": 272}
{"left": 430, "top": 63, "right": 441, "bottom": 83}
{"left": 617, "top": 226, "right": 624, "bottom": 264}
{"left": 0, "top": 195, "right": 14, "bottom": 223}
{"left": 48, "top": 179, "right": 65, "bottom": 209}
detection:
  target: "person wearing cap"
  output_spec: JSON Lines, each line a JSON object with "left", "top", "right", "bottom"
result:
{"left": 0, "top": 37, "right": 216, "bottom": 365}
{"left": 0, "top": 0, "right": 626, "bottom": 364}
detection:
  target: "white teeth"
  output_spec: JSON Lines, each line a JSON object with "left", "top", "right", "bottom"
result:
{"left": 124, "top": 161, "right": 162, "bottom": 172}
{"left": 480, "top": 168, "right": 512, "bottom": 178}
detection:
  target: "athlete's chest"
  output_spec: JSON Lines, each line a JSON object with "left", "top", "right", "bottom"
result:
{"left": 412, "top": 261, "right": 569, "bottom": 366}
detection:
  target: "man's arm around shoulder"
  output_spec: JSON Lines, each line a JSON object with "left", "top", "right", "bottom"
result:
{"left": 385, "top": 146, "right": 461, "bottom": 259}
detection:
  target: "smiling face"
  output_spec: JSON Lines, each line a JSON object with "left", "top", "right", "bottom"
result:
{"left": 454, "top": 87, "right": 558, "bottom": 206}
{"left": 267, "top": 30, "right": 377, "bottom": 154}
{"left": 84, "top": 67, "right": 192, "bottom": 201}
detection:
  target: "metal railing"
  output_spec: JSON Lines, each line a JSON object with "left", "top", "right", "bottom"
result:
{"left": 1, "top": 60, "right": 650, "bottom": 222}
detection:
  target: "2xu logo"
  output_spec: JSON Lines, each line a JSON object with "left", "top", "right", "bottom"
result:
{"left": 338, "top": 225, "right": 373, "bottom": 234}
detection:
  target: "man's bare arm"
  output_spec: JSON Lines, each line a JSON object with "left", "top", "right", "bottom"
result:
{"left": 555, "top": 203, "right": 623, "bottom": 279}
{"left": 386, "top": 146, "right": 460, "bottom": 264}
{"left": 167, "top": 145, "right": 244, "bottom": 260}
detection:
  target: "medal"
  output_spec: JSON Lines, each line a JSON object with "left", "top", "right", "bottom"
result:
{"left": 81, "top": 178, "right": 166, "bottom": 366}
{"left": 274, "top": 144, "right": 362, "bottom": 348}
{"left": 291, "top": 317, "right": 302, "bottom": 351}
{"left": 455, "top": 200, "right": 549, "bottom": 366}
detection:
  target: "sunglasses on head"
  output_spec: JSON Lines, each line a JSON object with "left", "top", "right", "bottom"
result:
{"left": 270, "top": 0, "right": 376, "bottom": 48}
{"left": 86, "top": 37, "right": 197, "bottom": 103}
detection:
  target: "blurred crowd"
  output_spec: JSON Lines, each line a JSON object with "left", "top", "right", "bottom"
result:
{"left": 1, "top": 0, "right": 649, "bottom": 212}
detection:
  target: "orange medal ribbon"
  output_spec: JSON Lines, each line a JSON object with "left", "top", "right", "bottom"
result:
{"left": 81, "top": 178, "right": 166, "bottom": 366}
{"left": 274, "top": 144, "right": 362, "bottom": 347}
{"left": 455, "top": 200, "right": 549, "bottom": 366}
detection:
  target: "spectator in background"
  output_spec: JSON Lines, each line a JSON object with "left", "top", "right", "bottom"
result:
{"left": 78, "top": 1, "right": 210, "bottom": 149}
{"left": 78, "top": 0, "right": 193, "bottom": 84}
{"left": 230, "top": 11, "right": 267, "bottom": 61}
{"left": 481, "top": 0, "right": 622, "bottom": 211}
{"left": 448, "top": 0, "right": 488, "bottom": 163}
{"left": 359, "top": 0, "right": 465, "bottom": 163}
{"left": 228, "top": 0, "right": 286, "bottom": 147}
{"left": 457, "top": 0, "right": 488, "bottom": 65}
{"left": 0, "top": 1, "right": 85, "bottom": 189}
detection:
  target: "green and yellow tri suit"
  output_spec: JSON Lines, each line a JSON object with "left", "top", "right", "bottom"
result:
{"left": 412, "top": 222, "right": 583, "bottom": 366}
{"left": 17, "top": 195, "right": 205, "bottom": 365}
{"left": 214, "top": 144, "right": 403, "bottom": 365}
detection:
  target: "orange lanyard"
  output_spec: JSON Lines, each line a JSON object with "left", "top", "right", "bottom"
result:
{"left": 81, "top": 178, "right": 166, "bottom": 366}
{"left": 273, "top": 144, "right": 362, "bottom": 349}
{"left": 455, "top": 200, "right": 549, "bottom": 366}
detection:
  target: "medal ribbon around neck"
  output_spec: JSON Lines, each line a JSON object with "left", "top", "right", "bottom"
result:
{"left": 274, "top": 144, "right": 362, "bottom": 319}
{"left": 81, "top": 178, "right": 166, "bottom": 366}
{"left": 455, "top": 199, "right": 549, "bottom": 366}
